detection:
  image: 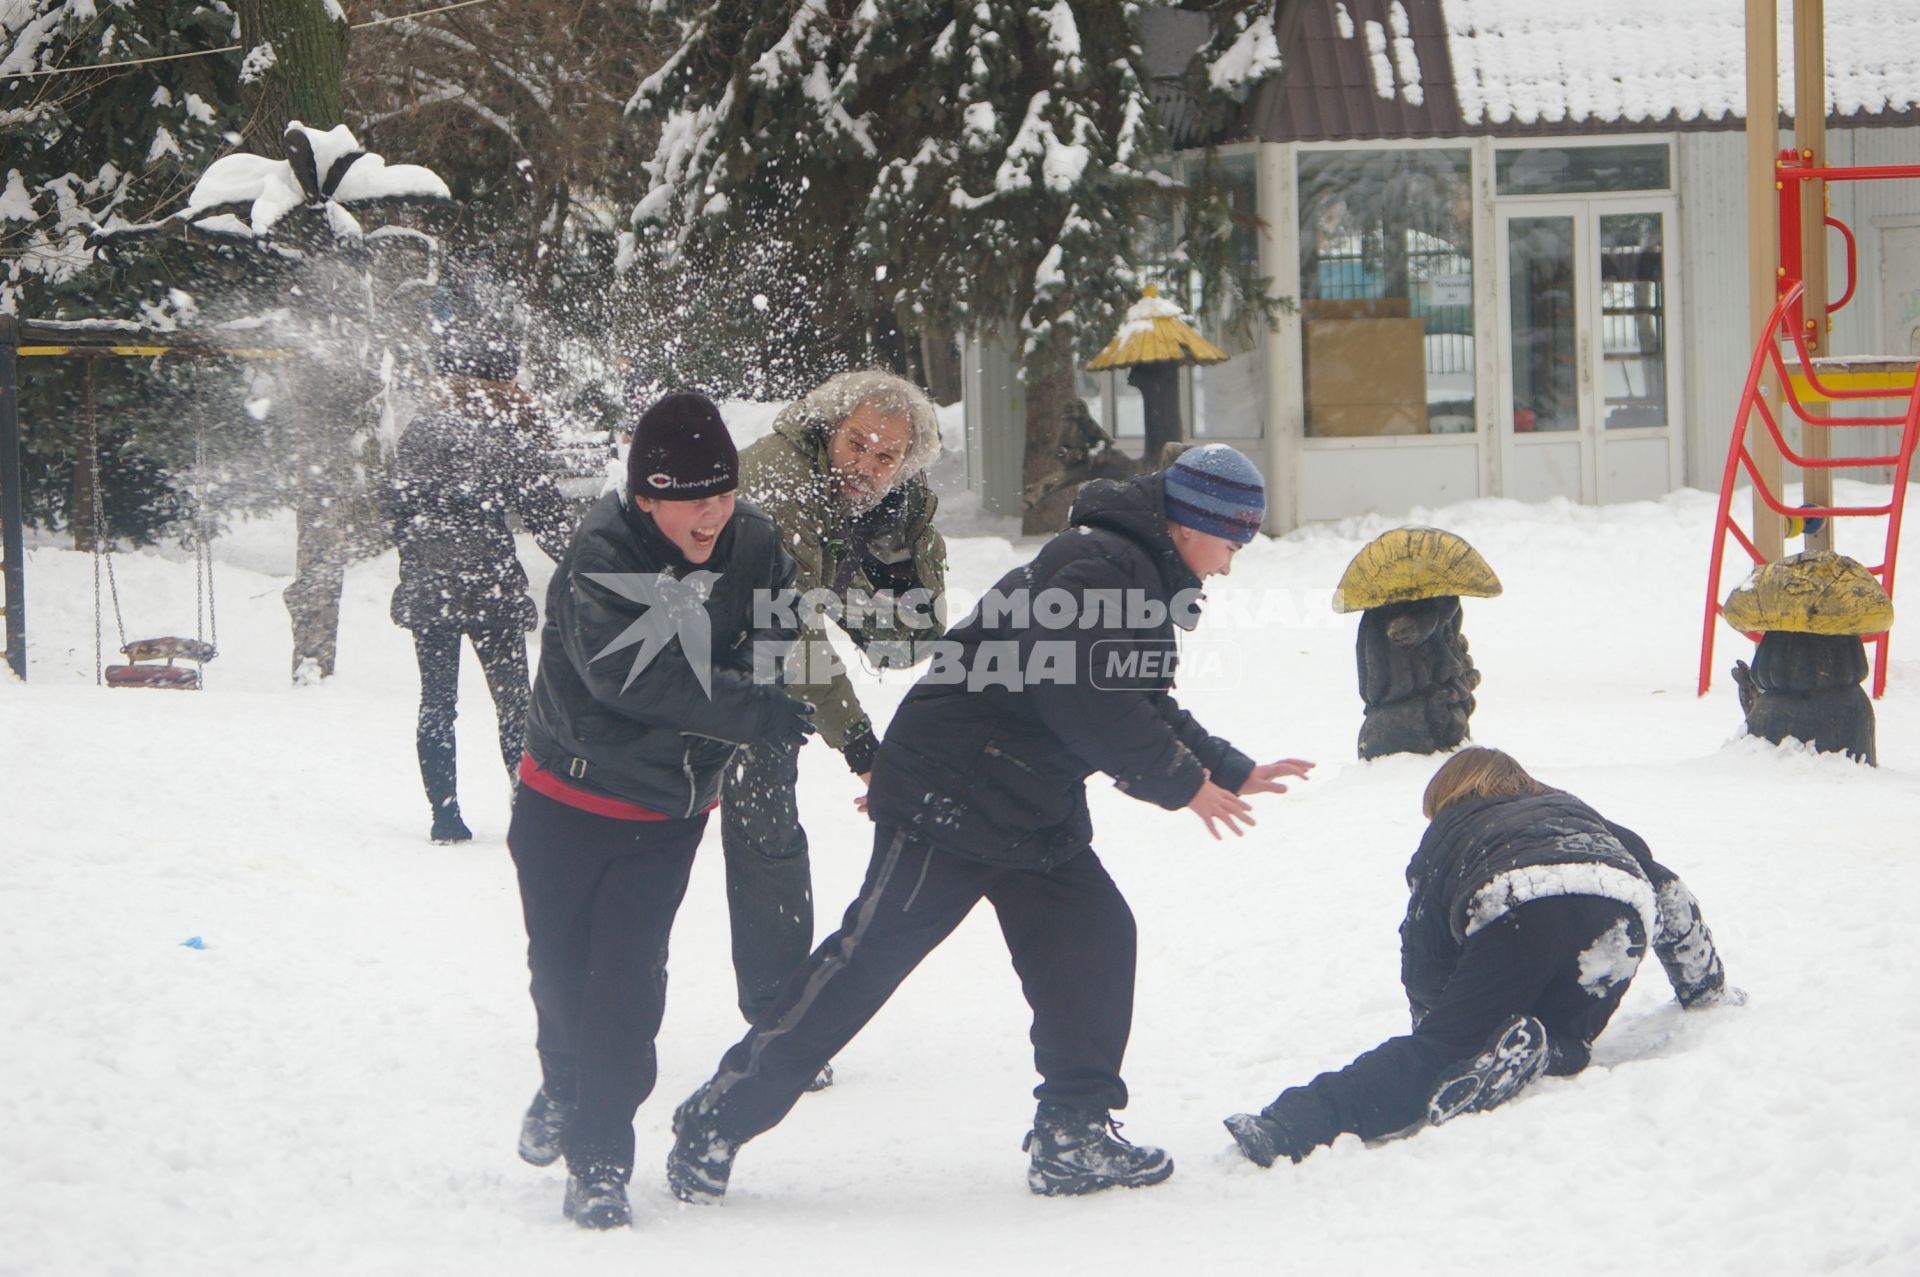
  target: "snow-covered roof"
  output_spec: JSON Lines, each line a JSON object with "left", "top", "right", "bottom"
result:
{"left": 1441, "top": 0, "right": 1920, "bottom": 129}
{"left": 1157, "top": 0, "right": 1920, "bottom": 145}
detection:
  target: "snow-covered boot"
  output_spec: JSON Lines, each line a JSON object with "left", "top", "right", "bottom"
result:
{"left": 666, "top": 1086, "right": 739, "bottom": 1204}
{"left": 1427, "top": 1014, "right": 1549, "bottom": 1126}
{"left": 1022, "top": 1103, "right": 1173, "bottom": 1196}
{"left": 562, "top": 1164, "right": 631, "bottom": 1230}
{"left": 518, "top": 1087, "right": 573, "bottom": 1167}
{"left": 430, "top": 800, "right": 473, "bottom": 844}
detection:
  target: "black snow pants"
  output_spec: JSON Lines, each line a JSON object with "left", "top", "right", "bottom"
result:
{"left": 1267, "top": 894, "right": 1641, "bottom": 1149}
{"left": 507, "top": 785, "right": 705, "bottom": 1177}
{"left": 411, "top": 624, "right": 530, "bottom": 814}
{"left": 719, "top": 733, "right": 814, "bottom": 1024}
{"left": 697, "top": 825, "right": 1138, "bottom": 1143}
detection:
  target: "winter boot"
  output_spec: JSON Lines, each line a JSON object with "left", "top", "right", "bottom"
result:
{"left": 1022, "top": 1103, "right": 1173, "bottom": 1196}
{"left": 430, "top": 800, "right": 473, "bottom": 844}
{"left": 518, "top": 1087, "right": 573, "bottom": 1167}
{"left": 1427, "top": 1014, "right": 1550, "bottom": 1126}
{"left": 562, "top": 1164, "right": 631, "bottom": 1230}
{"left": 666, "top": 1086, "right": 739, "bottom": 1204}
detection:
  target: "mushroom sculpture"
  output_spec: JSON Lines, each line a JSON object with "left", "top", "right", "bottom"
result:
{"left": 1724, "top": 550, "right": 1889, "bottom": 765}
{"left": 1333, "top": 527, "right": 1502, "bottom": 759}
{"left": 1086, "top": 285, "right": 1228, "bottom": 466}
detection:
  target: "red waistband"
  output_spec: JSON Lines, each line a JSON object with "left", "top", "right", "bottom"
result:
{"left": 518, "top": 754, "right": 712, "bottom": 821}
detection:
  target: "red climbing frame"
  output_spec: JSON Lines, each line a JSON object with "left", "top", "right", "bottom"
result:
{"left": 1699, "top": 156, "right": 1920, "bottom": 699}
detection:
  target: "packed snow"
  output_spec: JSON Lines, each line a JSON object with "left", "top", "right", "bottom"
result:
{"left": 4, "top": 461, "right": 1919, "bottom": 1274}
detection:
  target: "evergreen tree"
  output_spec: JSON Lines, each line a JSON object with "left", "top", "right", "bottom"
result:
{"left": 632, "top": 0, "right": 1280, "bottom": 532}
{"left": 1, "top": 1, "right": 250, "bottom": 545}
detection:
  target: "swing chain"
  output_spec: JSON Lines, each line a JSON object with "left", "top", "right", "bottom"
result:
{"left": 85, "top": 361, "right": 129, "bottom": 681}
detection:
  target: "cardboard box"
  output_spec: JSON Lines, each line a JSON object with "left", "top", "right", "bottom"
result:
{"left": 1305, "top": 317, "right": 1428, "bottom": 437}
{"left": 1302, "top": 297, "right": 1414, "bottom": 320}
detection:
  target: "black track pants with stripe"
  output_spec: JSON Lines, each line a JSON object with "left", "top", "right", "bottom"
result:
{"left": 700, "top": 825, "right": 1137, "bottom": 1141}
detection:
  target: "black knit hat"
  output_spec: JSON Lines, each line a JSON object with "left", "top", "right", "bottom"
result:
{"left": 627, "top": 392, "right": 739, "bottom": 500}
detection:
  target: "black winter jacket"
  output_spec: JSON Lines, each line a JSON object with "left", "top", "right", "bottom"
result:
{"left": 1400, "top": 790, "right": 1728, "bottom": 1023}
{"left": 383, "top": 384, "right": 573, "bottom": 632}
{"left": 523, "top": 493, "right": 800, "bottom": 818}
{"left": 866, "top": 472, "right": 1254, "bottom": 870}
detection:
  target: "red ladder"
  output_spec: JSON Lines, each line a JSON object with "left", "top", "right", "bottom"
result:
{"left": 1698, "top": 279, "right": 1917, "bottom": 698}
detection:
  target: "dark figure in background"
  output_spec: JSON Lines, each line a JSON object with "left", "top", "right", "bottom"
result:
{"left": 384, "top": 359, "right": 572, "bottom": 843}
{"left": 667, "top": 444, "right": 1313, "bottom": 1204}
{"left": 1733, "top": 632, "right": 1876, "bottom": 765}
{"left": 1225, "top": 747, "right": 1739, "bottom": 1169}
{"left": 1356, "top": 595, "right": 1480, "bottom": 759}
{"left": 507, "top": 392, "right": 808, "bottom": 1231}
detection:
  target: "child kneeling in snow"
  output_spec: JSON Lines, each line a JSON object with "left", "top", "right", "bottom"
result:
{"left": 1226, "top": 746, "right": 1739, "bottom": 1167}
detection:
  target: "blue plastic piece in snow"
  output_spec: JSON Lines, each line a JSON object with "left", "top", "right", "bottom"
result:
{"left": 179, "top": 936, "right": 206, "bottom": 949}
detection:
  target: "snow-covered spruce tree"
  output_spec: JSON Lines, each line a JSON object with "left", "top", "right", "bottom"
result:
{"left": 0, "top": 0, "right": 247, "bottom": 545}
{"left": 632, "top": 0, "right": 1279, "bottom": 533}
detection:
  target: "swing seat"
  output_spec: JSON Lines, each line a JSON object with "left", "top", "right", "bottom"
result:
{"left": 105, "top": 636, "right": 215, "bottom": 690}
{"left": 121, "top": 636, "right": 217, "bottom": 664}
{"left": 105, "top": 662, "right": 202, "bottom": 690}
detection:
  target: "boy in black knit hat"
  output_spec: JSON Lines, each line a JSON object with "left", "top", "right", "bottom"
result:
{"left": 507, "top": 391, "right": 813, "bottom": 1229}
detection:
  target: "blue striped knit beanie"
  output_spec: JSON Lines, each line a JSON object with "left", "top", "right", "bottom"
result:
{"left": 1163, "top": 444, "right": 1266, "bottom": 544}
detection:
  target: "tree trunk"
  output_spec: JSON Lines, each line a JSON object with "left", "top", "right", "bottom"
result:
{"left": 918, "top": 323, "right": 962, "bottom": 406}
{"left": 235, "top": 0, "right": 349, "bottom": 154}
{"left": 237, "top": 0, "right": 354, "bottom": 680}
{"left": 1019, "top": 351, "right": 1078, "bottom": 536}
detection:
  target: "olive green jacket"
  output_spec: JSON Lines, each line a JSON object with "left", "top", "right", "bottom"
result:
{"left": 739, "top": 406, "right": 947, "bottom": 757}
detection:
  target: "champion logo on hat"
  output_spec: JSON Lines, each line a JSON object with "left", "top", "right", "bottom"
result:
{"left": 627, "top": 392, "right": 740, "bottom": 501}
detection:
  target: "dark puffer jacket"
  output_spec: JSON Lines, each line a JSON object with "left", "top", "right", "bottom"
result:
{"left": 1400, "top": 790, "right": 1728, "bottom": 1022}
{"left": 866, "top": 471, "right": 1254, "bottom": 870}
{"left": 384, "top": 380, "right": 574, "bottom": 632}
{"left": 523, "top": 493, "right": 800, "bottom": 818}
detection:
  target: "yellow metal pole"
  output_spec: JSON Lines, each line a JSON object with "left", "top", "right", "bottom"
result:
{"left": 1794, "top": 0, "right": 1834, "bottom": 552}
{"left": 1749, "top": 0, "right": 1786, "bottom": 562}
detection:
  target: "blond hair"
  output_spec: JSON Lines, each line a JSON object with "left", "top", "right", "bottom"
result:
{"left": 1421, "top": 747, "right": 1551, "bottom": 820}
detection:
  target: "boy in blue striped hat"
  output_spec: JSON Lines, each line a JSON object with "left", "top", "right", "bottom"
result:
{"left": 1162, "top": 443, "right": 1269, "bottom": 554}
{"left": 666, "top": 440, "right": 1314, "bottom": 1204}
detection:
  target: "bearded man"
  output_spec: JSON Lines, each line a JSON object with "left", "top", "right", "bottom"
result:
{"left": 725, "top": 370, "right": 947, "bottom": 1087}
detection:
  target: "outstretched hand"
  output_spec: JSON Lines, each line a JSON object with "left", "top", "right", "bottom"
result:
{"left": 1187, "top": 780, "right": 1256, "bottom": 840}
{"left": 1239, "top": 758, "right": 1316, "bottom": 795}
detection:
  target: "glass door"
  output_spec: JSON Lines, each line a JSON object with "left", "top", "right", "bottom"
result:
{"left": 1496, "top": 199, "right": 1681, "bottom": 505}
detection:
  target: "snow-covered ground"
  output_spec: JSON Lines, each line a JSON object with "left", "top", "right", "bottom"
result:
{"left": 4, "top": 475, "right": 1918, "bottom": 1275}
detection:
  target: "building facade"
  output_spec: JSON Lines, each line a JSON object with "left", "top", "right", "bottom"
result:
{"left": 962, "top": 0, "right": 1920, "bottom": 533}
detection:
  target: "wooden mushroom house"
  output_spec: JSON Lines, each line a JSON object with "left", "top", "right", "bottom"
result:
{"left": 1333, "top": 528, "right": 1502, "bottom": 759}
{"left": 1724, "top": 550, "right": 1890, "bottom": 765}
{"left": 1086, "top": 286, "right": 1227, "bottom": 467}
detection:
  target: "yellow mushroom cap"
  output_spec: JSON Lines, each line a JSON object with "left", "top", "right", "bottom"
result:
{"left": 1331, "top": 527, "right": 1503, "bottom": 614}
{"left": 1721, "top": 550, "right": 1893, "bottom": 636}
{"left": 1086, "top": 285, "right": 1229, "bottom": 371}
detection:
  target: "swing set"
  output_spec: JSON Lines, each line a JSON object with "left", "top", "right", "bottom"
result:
{"left": 0, "top": 317, "right": 289, "bottom": 686}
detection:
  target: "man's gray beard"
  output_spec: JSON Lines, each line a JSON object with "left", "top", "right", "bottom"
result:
{"left": 840, "top": 481, "right": 889, "bottom": 517}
